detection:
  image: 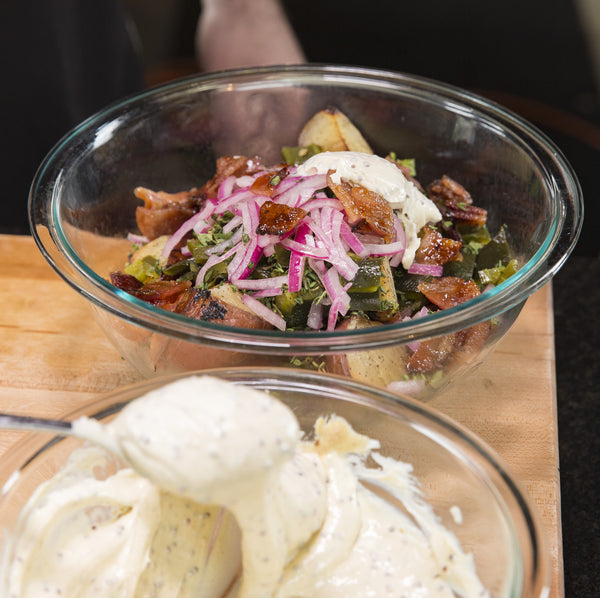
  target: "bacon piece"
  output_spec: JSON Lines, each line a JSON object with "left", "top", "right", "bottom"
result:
{"left": 250, "top": 166, "right": 290, "bottom": 197}
{"left": 417, "top": 276, "right": 480, "bottom": 309}
{"left": 109, "top": 272, "right": 143, "bottom": 293}
{"left": 327, "top": 173, "right": 395, "bottom": 242}
{"left": 110, "top": 273, "right": 192, "bottom": 309}
{"left": 134, "top": 187, "right": 205, "bottom": 241}
{"left": 427, "top": 175, "right": 487, "bottom": 227}
{"left": 250, "top": 173, "right": 277, "bottom": 197}
{"left": 256, "top": 201, "right": 307, "bottom": 236}
{"left": 407, "top": 333, "right": 457, "bottom": 373}
{"left": 407, "top": 321, "right": 490, "bottom": 373}
{"left": 453, "top": 321, "right": 491, "bottom": 361}
{"left": 407, "top": 276, "right": 490, "bottom": 373}
{"left": 414, "top": 226, "right": 463, "bottom": 266}
{"left": 428, "top": 175, "right": 474, "bottom": 205}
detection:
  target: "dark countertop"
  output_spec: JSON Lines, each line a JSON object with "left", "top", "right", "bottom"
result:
{"left": 553, "top": 255, "right": 600, "bottom": 594}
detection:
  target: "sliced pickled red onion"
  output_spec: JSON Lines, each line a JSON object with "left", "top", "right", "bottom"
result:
{"left": 240, "top": 294, "right": 286, "bottom": 330}
{"left": 407, "top": 263, "right": 443, "bottom": 277}
{"left": 205, "top": 227, "right": 243, "bottom": 256}
{"left": 273, "top": 174, "right": 328, "bottom": 207}
{"left": 279, "top": 238, "right": 328, "bottom": 259}
{"left": 161, "top": 201, "right": 216, "bottom": 261}
{"left": 340, "top": 221, "right": 368, "bottom": 258}
{"left": 127, "top": 232, "right": 149, "bottom": 245}
{"left": 228, "top": 202, "right": 262, "bottom": 282}
{"left": 403, "top": 306, "right": 429, "bottom": 352}
{"left": 214, "top": 187, "right": 256, "bottom": 215}
{"left": 287, "top": 222, "right": 312, "bottom": 293}
{"left": 302, "top": 198, "right": 340, "bottom": 212}
{"left": 235, "top": 275, "right": 288, "bottom": 290}
{"left": 195, "top": 244, "right": 238, "bottom": 287}
{"left": 387, "top": 378, "right": 426, "bottom": 397}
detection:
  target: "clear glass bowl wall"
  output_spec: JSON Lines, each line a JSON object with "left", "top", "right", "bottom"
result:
{"left": 29, "top": 66, "right": 582, "bottom": 396}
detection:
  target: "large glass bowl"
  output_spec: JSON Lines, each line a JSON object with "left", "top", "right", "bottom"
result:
{"left": 0, "top": 368, "right": 549, "bottom": 597}
{"left": 29, "top": 65, "right": 583, "bottom": 399}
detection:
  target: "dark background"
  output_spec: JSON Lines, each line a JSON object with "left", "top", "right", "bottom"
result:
{"left": 1, "top": 1, "right": 598, "bottom": 593}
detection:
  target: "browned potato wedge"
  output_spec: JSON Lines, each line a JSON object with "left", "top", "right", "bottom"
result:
{"left": 298, "top": 109, "right": 373, "bottom": 154}
{"left": 170, "top": 283, "right": 274, "bottom": 331}
{"left": 129, "top": 235, "right": 170, "bottom": 266}
{"left": 326, "top": 314, "right": 409, "bottom": 387}
{"left": 210, "top": 284, "right": 258, "bottom": 315}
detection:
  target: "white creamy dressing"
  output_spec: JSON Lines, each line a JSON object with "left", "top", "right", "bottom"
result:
{"left": 296, "top": 151, "right": 442, "bottom": 269}
{"left": 0, "top": 376, "right": 488, "bottom": 598}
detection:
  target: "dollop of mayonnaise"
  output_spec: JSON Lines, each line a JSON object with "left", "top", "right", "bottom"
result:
{"left": 296, "top": 151, "right": 442, "bottom": 269}
{"left": 0, "top": 376, "right": 488, "bottom": 598}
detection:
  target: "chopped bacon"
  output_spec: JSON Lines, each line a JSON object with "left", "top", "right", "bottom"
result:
{"left": 407, "top": 321, "right": 490, "bottom": 373}
{"left": 256, "top": 200, "right": 307, "bottom": 236}
{"left": 428, "top": 175, "right": 474, "bottom": 205}
{"left": 407, "top": 333, "right": 457, "bottom": 372}
{"left": 427, "top": 175, "right": 487, "bottom": 227}
{"left": 414, "top": 226, "right": 463, "bottom": 266}
{"left": 441, "top": 203, "right": 488, "bottom": 228}
{"left": 452, "top": 321, "right": 491, "bottom": 361}
{"left": 250, "top": 166, "right": 290, "bottom": 197}
{"left": 417, "top": 276, "right": 481, "bottom": 309}
{"left": 250, "top": 173, "right": 277, "bottom": 197}
{"left": 407, "top": 276, "right": 490, "bottom": 373}
{"left": 134, "top": 187, "right": 205, "bottom": 241}
{"left": 327, "top": 173, "right": 395, "bottom": 242}
{"left": 110, "top": 272, "right": 191, "bottom": 309}
{"left": 109, "top": 272, "right": 143, "bottom": 293}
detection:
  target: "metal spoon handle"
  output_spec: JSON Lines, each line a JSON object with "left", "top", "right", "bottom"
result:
{"left": 0, "top": 413, "right": 74, "bottom": 436}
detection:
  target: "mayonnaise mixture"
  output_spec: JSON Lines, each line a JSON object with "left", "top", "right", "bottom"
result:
{"left": 0, "top": 376, "right": 488, "bottom": 598}
{"left": 296, "top": 151, "right": 442, "bottom": 268}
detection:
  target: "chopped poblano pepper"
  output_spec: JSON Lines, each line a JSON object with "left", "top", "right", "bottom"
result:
{"left": 281, "top": 143, "right": 323, "bottom": 165}
{"left": 200, "top": 261, "right": 229, "bottom": 288}
{"left": 458, "top": 223, "right": 491, "bottom": 245}
{"left": 476, "top": 226, "right": 510, "bottom": 270}
{"left": 124, "top": 256, "right": 161, "bottom": 283}
{"left": 348, "top": 257, "right": 398, "bottom": 314}
{"left": 275, "top": 288, "right": 323, "bottom": 329}
{"left": 163, "top": 258, "right": 196, "bottom": 278}
{"left": 477, "top": 258, "right": 520, "bottom": 286}
{"left": 443, "top": 248, "right": 476, "bottom": 279}
{"left": 387, "top": 153, "right": 417, "bottom": 176}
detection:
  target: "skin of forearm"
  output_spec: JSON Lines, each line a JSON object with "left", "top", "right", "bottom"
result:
{"left": 196, "top": 0, "right": 306, "bottom": 71}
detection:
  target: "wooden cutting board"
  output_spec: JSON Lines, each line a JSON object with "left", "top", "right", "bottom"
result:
{"left": 0, "top": 233, "right": 563, "bottom": 596}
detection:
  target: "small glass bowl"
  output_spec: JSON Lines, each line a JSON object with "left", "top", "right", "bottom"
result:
{"left": 0, "top": 368, "right": 549, "bottom": 597}
{"left": 29, "top": 65, "right": 583, "bottom": 399}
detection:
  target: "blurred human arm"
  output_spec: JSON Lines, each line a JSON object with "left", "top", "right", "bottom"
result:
{"left": 196, "top": 0, "right": 305, "bottom": 71}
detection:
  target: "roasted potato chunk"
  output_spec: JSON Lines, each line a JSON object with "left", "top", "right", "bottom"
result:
{"left": 298, "top": 108, "right": 373, "bottom": 154}
{"left": 326, "top": 314, "right": 409, "bottom": 387}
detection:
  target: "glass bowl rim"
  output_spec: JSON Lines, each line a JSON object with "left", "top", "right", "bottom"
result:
{"left": 29, "top": 64, "right": 583, "bottom": 352}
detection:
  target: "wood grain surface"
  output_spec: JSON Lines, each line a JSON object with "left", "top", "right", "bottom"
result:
{"left": 0, "top": 233, "right": 563, "bottom": 596}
